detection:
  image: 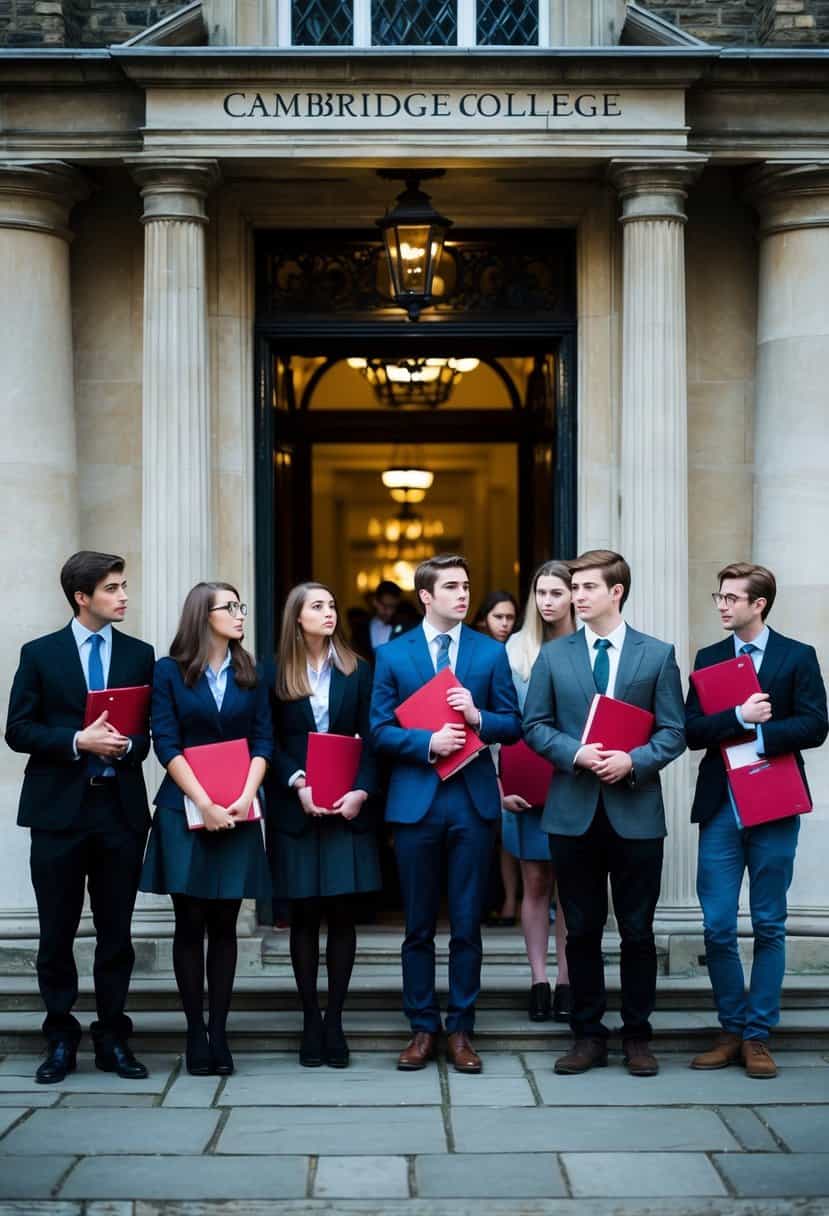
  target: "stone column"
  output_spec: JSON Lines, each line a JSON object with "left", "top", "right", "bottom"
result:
{"left": 746, "top": 162, "right": 829, "bottom": 934}
{"left": 609, "top": 161, "right": 703, "bottom": 929}
{"left": 0, "top": 161, "right": 87, "bottom": 936}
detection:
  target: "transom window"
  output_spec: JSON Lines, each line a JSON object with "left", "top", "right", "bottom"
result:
{"left": 287, "top": 0, "right": 541, "bottom": 47}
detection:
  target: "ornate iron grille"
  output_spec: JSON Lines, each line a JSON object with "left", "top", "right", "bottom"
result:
{"left": 292, "top": 0, "right": 354, "bottom": 45}
{"left": 477, "top": 0, "right": 538, "bottom": 46}
{"left": 372, "top": 0, "right": 457, "bottom": 45}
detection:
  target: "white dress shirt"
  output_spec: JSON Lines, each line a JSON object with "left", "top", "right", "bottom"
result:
{"left": 288, "top": 646, "right": 335, "bottom": 788}
{"left": 70, "top": 618, "right": 127, "bottom": 773}
{"left": 369, "top": 617, "right": 393, "bottom": 650}
{"left": 582, "top": 619, "right": 628, "bottom": 700}
{"left": 422, "top": 619, "right": 463, "bottom": 672}
{"left": 733, "top": 625, "right": 770, "bottom": 753}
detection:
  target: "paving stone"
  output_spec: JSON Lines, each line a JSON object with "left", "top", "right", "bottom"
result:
{"left": 313, "top": 1155, "right": 409, "bottom": 1198}
{"left": 447, "top": 1074, "right": 535, "bottom": 1106}
{"left": 415, "top": 1152, "right": 564, "bottom": 1198}
{"left": 714, "top": 1153, "right": 829, "bottom": 1198}
{"left": 762, "top": 1106, "right": 829, "bottom": 1152}
{"left": 218, "top": 1106, "right": 447, "bottom": 1155}
{"left": 451, "top": 1107, "right": 738, "bottom": 1153}
{"left": 717, "top": 1106, "right": 780, "bottom": 1151}
{"left": 0, "top": 1057, "right": 173, "bottom": 1096}
{"left": 563, "top": 1152, "right": 727, "bottom": 1198}
{"left": 0, "top": 1109, "right": 29, "bottom": 1138}
{"left": 220, "top": 1064, "right": 440, "bottom": 1107}
{"left": 60, "top": 1155, "right": 309, "bottom": 1200}
{"left": 470, "top": 1053, "right": 528, "bottom": 1076}
{"left": 0, "top": 1108, "right": 219, "bottom": 1156}
{"left": 0, "top": 1093, "right": 58, "bottom": 1107}
{"left": 58, "top": 1094, "right": 158, "bottom": 1108}
{"left": 531, "top": 1058, "right": 829, "bottom": 1106}
{"left": 161, "top": 1074, "right": 221, "bottom": 1108}
{"left": 0, "top": 1155, "right": 75, "bottom": 1199}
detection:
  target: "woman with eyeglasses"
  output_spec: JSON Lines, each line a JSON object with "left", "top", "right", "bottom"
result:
{"left": 264, "top": 582, "right": 380, "bottom": 1069}
{"left": 140, "top": 582, "right": 273, "bottom": 1077}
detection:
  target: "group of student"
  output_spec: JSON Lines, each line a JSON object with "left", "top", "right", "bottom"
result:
{"left": 5, "top": 547, "right": 827, "bottom": 1087}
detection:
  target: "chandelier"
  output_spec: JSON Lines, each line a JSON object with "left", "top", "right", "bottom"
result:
{"left": 347, "top": 357, "right": 479, "bottom": 409}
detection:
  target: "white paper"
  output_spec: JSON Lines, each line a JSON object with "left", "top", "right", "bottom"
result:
{"left": 725, "top": 740, "right": 762, "bottom": 770}
{"left": 183, "top": 795, "right": 262, "bottom": 830}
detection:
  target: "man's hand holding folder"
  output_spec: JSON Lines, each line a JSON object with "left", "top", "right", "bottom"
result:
{"left": 576, "top": 694, "right": 655, "bottom": 784}
{"left": 395, "top": 667, "right": 486, "bottom": 780}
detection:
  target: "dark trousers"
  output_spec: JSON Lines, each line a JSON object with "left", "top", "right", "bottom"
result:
{"left": 549, "top": 802, "right": 663, "bottom": 1042}
{"left": 393, "top": 781, "right": 497, "bottom": 1035}
{"left": 29, "top": 782, "right": 146, "bottom": 1046}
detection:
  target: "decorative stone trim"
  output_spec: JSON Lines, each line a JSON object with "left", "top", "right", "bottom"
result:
{"left": 0, "top": 161, "right": 88, "bottom": 240}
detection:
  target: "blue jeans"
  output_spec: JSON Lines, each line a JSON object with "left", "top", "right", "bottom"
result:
{"left": 697, "top": 802, "right": 799, "bottom": 1041}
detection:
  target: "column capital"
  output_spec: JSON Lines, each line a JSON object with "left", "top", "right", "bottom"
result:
{"left": 128, "top": 159, "right": 221, "bottom": 225}
{"left": 745, "top": 161, "right": 829, "bottom": 236}
{"left": 608, "top": 160, "right": 705, "bottom": 225}
{"left": 0, "top": 161, "right": 89, "bottom": 241}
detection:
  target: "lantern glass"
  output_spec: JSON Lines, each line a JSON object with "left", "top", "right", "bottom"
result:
{"left": 377, "top": 172, "right": 451, "bottom": 320}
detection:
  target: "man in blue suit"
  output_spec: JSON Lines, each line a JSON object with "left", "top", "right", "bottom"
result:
{"left": 370, "top": 555, "right": 521, "bottom": 1073}
{"left": 686, "top": 562, "right": 827, "bottom": 1079}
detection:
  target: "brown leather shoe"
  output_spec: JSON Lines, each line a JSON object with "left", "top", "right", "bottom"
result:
{"left": 690, "top": 1032, "right": 743, "bottom": 1071}
{"left": 742, "top": 1038, "right": 778, "bottom": 1079}
{"left": 397, "top": 1032, "right": 436, "bottom": 1071}
{"left": 446, "top": 1031, "right": 482, "bottom": 1074}
{"left": 554, "top": 1038, "right": 608, "bottom": 1075}
{"left": 623, "top": 1039, "right": 659, "bottom": 1077}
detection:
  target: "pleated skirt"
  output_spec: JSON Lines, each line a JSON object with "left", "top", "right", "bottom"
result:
{"left": 272, "top": 818, "right": 381, "bottom": 901}
{"left": 140, "top": 805, "right": 273, "bottom": 900}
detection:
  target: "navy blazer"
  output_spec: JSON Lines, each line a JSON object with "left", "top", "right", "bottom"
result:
{"left": 5, "top": 623, "right": 155, "bottom": 833}
{"left": 151, "top": 655, "right": 273, "bottom": 811}
{"left": 263, "top": 657, "right": 378, "bottom": 838}
{"left": 685, "top": 628, "right": 828, "bottom": 825}
{"left": 370, "top": 622, "right": 522, "bottom": 824}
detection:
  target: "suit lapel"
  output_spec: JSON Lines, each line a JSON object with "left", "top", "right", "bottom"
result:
{"left": 219, "top": 665, "right": 239, "bottom": 720}
{"left": 195, "top": 670, "right": 223, "bottom": 731}
{"left": 408, "top": 627, "right": 435, "bottom": 688}
{"left": 566, "top": 630, "right": 597, "bottom": 708}
{"left": 613, "top": 628, "right": 645, "bottom": 702}
{"left": 328, "top": 665, "right": 346, "bottom": 730}
{"left": 758, "top": 628, "right": 786, "bottom": 692}
{"left": 454, "top": 624, "right": 476, "bottom": 686}
{"left": 107, "top": 628, "right": 131, "bottom": 690}
{"left": 60, "top": 624, "right": 88, "bottom": 710}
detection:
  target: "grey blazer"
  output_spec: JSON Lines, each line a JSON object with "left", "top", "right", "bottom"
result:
{"left": 522, "top": 626, "right": 686, "bottom": 840}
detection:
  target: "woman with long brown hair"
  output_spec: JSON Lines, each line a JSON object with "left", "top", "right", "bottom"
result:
{"left": 140, "top": 581, "right": 272, "bottom": 1076}
{"left": 265, "top": 582, "right": 379, "bottom": 1069}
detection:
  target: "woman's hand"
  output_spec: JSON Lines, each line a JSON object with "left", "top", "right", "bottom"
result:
{"left": 202, "top": 803, "right": 235, "bottom": 831}
{"left": 227, "top": 796, "right": 252, "bottom": 821}
{"left": 298, "top": 785, "right": 327, "bottom": 817}
{"left": 332, "top": 790, "right": 368, "bottom": 821}
{"left": 503, "top": 794, "right": 531, "bottom": 814}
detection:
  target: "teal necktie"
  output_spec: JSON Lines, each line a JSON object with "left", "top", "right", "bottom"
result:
{"left": 435, "top": 634, "right": 452, "bottom": 672}
{"left": 593, "top": 638, "right": 611, "bottom": 695}
{"left": 87, "top": 633, "right": 106, "bottom": 776}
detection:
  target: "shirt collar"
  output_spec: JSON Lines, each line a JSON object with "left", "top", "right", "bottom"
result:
{"left": 307, "top": 644, "right": 335, "bottom": 678}
{"left": 734, "top": 626, "right": 769, "bottom": 656}
{"left": 423, "top": 619, "right": 463, "bottom": 647}
{"left": 71, "top": 618, "right": 112, "bottom": 649}
{"left": 205, "top": 650, "right": 232, "bottom": 680}
{"left": 583, "top": 619, "right": 627, "bottom": 652}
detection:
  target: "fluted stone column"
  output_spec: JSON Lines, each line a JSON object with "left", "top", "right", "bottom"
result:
{"left": 610, "top": 161, "right": 703, "bottom": 927}
{"left": 746, "top": 163, "right": 829, "bottom": 933}
{"left": 0, "top": 161, "right": 87, "bottom": 936}
{"left": 131, "top": 161, "right": 220, "bottom": 659}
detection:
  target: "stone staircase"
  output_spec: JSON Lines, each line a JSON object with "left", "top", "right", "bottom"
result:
{"left": 2, "top": 926, "right": 828, "bottom": 1053}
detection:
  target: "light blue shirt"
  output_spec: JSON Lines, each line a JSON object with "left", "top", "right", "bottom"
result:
{"left": 307, "top": 648, "right": 334, "bottom": 734}
{"left": 70, "top": 618, "right": 120, "bottom": 773}
{"left": 204, "top": 651, "right": 232, "bottom": 711}
{"left": 733, "top": 626, "right": 769, "bottom": 755}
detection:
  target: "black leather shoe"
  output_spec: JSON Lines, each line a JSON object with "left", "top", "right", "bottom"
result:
{"left": 185, "top": 1025, "right": 212, "bottom": 1076}
{"left": 552, "top": 983, "right": 572, "bottom": 1023}
{"left": 209, "top": 1028, "right": 235, "bottom": 1076}
{"left": 36, "top": 1041, "right": 77, "bottom": 1085}
{"left": 323, "top": 1016, "right": 350, "bottom": 1069}
{"left": 299, "top": 1013, "right": 324, "bottom": 1068}
{"left": 95, "top": 1041, "right": 148, "bottom": 1080}
{"left": 528, "top": 981, "right": 552, "bottom": 1022}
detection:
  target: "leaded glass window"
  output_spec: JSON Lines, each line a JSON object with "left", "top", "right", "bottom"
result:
{"left": 477, "top": 0, "right": 538, "bottom": 46}
{"left": 292, "top": 0, "right": 354, "bottom": 46}
{"left": 372, "top": 0, "right": 457, "bottom": 45}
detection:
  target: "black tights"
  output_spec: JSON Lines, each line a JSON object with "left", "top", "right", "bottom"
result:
{"left": 172, "top": 895, "right": 241, "bottom": 1035}
{"left": 289, "top": 896, "right": 358, "bottom": 1027}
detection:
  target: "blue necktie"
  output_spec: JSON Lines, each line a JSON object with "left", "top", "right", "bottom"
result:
{"left": 435, "top": 634, "right": 452, "bottom": 672}
{"left": 593, "top": 638, "right": 611, "bottom": 695}
{"left": 87, "top": 633, "right": 106, "bottom": 775}
{"left": 739, "top": 643, "right": 758, "bottom": 659}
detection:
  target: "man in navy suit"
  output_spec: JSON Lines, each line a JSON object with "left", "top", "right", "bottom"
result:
{"left": 6, "top": 552, "right": 155, "bottom": 1084}
{"left": 686, "top": 562, "right": 827, "bottom": 1079}
{"left": 370, "top": 555, "right": 521, "bottom": 1073}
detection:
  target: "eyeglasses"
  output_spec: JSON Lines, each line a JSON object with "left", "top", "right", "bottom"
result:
{"left": 208, "top": 601, "right": 248, "bottom": 618}
{"left": 711, "top": 593, "right": 751, "bottom": 608}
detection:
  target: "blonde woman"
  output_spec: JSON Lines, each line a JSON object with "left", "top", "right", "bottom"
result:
{"left": 504, "top": 561, "right": 573, "bottom": 1022}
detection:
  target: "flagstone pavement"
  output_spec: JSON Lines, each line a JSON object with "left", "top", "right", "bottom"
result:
{"left": 0, "top": 1046, "right": 826, "bottom": 1215}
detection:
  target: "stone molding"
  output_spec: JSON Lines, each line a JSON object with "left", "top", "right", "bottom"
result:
{"left": 129, "top": 159, "right": 221, "bottom": 225}
{"left": 0, "top": 161, "right": 88, "bottom": 240}
{"left": 608, "top": 161, "right": 705, "bottom": 225}
{"left": 745, "top": 161, "right": 829, "bottom": 235}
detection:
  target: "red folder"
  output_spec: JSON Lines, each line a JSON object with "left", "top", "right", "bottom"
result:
{"left": 182, "top": 737, "right": 261, "bottom": 830}
{"left": 690, "top": 656, "right": 761, "bottom": 716}
{"left": 84, "top": 685, "right": 151, "bottom": 736}
{"left": 306, "top": 732, "right": 363, "bottom": 811}
{"left": 500, "top": 741, "right": 554, "bottom": 806}
{"left": 727, "top": 754, "right": 812, "bottom": 827}
{"left": 394, "top": 666, "right": 486, "bottom": 781}
{"left": 581, "top": 694, "right": 654, "bottom": 751}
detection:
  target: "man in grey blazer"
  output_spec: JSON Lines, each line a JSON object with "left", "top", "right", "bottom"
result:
{"left": 523, "top": 550, "right": 685, "bottom": 1077}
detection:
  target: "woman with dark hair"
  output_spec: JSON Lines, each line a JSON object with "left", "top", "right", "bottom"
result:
{"left": 265, "top": 582, "right": 379, "bottom": 1070}
{"left": 140, "top": 582, "right": 272, "bottom": 1076}
{"left": 474, "top": 590, "right": 518, "bottom": 645}
{"left": 504, "top": 560, "right": 575, "bottom": 1022}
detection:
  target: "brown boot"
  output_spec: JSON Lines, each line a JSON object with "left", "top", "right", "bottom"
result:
{"left": 554, "top": 1038, "right": 608, "bottom": 1075}
{"left": 623, "top": 1039, "right": 659, "bottom": 1077}
{"left": 446, "top": 1031, "right": 482, "bottom": 1074}
{"left": 690, "top": 1032, "right": 743, "bottom": 1071}
{"left": 397, "top": 1032, "right": 436, "bottom": 1072}
{"left": 742, "top": 1039, "right": 778, "bottom": 1079}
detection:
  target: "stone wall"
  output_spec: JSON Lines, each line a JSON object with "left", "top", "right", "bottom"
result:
{"left": 0, "top": 0, "right": 181, "bottom": 45}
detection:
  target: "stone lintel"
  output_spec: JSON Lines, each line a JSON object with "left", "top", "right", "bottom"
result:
{"left": 0, "top": 160, "right": 89, "bottom": 240}
{"left": 608, "top": 159, "right": 706, "bottom": 224}
{"left": 128, "top": 159, "right": 221, "bottom": 224}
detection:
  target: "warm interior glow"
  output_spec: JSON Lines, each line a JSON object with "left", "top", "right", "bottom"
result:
{"left": 381, "top": 468, "right": 434, "bottom": 491}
